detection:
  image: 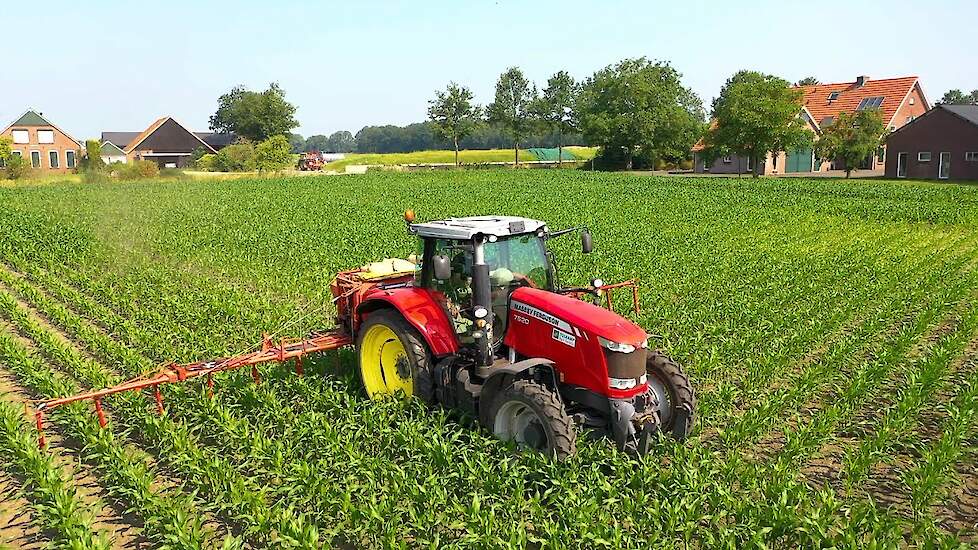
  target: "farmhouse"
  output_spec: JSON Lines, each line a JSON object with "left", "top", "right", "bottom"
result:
{"left": 694, "top": 76, "right": 929, "bottom": 175}
{"left": 885, "top": 104, "right": 978, "bottom": 181}
{"left": 101, "top": 117, "right": 232, "bottom": 168}
{"left": 1, "top": 110, "right": 81, "bottom": 173}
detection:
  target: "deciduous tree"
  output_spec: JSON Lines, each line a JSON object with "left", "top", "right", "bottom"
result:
{"left": 428, "top": 82, "right": 482, "bottom": 167}
{"left": 209, "top": 83, "right": 298, "bottom": 142}
{"left": 531, "top": 71, "right": 577, "bottom": 165}
{"left": 487, "top": 67, "right": 537, "bottom": 165}
{"left": 939, "top": 89, "right": 978, "bottom": 105}
{"left": 288, "top": 133, "right": 305, "bottom": 153}
{"left": 80, "top": 140, "right": 105, "bottom": 172}
{"left": 795, "top": 77, "right": 820, "bottom": 86}
{"left": 578, "top": 58, "right": 704, "bottom": 170}
{"left": 0, "top": 136, "right": 11, "bottom": 164}
{"left": 304, "top": 135, "right": 330, "bottom": 152}
{"left": 254, "top": 135, "right": 294, "bottom": 173}
{"left": 325, "top": 131, "right": 356, "bottom": 153}
{"left": 814, "top": 110, "right": 887, "bottom": 179}
{"left": 702, "top": 70, "right": 811, "bottom": 177}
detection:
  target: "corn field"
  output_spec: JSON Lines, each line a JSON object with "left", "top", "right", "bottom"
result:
{"left": 0, "top": 171, "right": 976, "bottom": 548}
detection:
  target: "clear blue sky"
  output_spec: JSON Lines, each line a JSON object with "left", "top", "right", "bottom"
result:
{"left": 4, "top": 0, "right": 976, "bottom": 141}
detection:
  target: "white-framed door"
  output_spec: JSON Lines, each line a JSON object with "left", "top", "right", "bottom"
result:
{"left": 897, "top": 152, "right": 908, "bottom": 178}
{"left": 939, "top": 152, "right": 951, "bottom": 180}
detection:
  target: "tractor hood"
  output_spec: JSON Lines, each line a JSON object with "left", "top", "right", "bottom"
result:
{"left": 509, "top": 287, "right": 647, "bottom": 345}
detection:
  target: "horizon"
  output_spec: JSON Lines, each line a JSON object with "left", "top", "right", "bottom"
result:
{"left": 4, "top": 0, "right": 976, "bottom": 141}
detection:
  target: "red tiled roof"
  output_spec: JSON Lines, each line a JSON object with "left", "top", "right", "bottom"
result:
{"left": 798, "top": 76, "right": 920, "bottom": 128}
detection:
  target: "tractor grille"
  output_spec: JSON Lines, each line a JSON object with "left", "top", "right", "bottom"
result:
{"left": 604, "top": 349, "right": 645, "bottom": 380}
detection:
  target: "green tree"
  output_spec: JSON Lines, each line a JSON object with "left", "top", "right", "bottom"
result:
{"left": 531, "top": 70, "right": 577, "bottom": 165}
{"left": 324, "top": 131, "right": 356, "bottom": 153}
{"left": 4, "top": 155, "right": 31, "bottom": 180}
{"left": 215, "top": 141, "right": 256, "bottom": 172}
{"left": 939, "top": 89, "right": 978, "bottom": 105}
{"left": 209, "top": 83, "right": 298, "bottom": 142}
{"left": 578, "top": 57, "right": 705, "bottom": 170}
{"left": 795, "top": 77, "right": 820, "bottom": 86}
{"left": 288, "top": 133, "right": 305, "bottom": 153}
{"left": 487, "top": 67, "right": 537, "bottom": 165}
{"left": 0, "top": 136, "right": 11, "bottom": 165}
{"left": 254, "top": 135, "right": 294, "bottom": 173}
{"left": 428, "top": 82, "right": 482, "bottom": 167}
{"left": 80, "top": 140, "right": 105, "bottom": 172}
{"left": 304, "top": 135, "right": 329, "bottom": 152}
{"left": 702, "top": 70, "right": 811, "bottom": 177}
{"left": 814, "top": 110, "right": 887, "bottom": 179}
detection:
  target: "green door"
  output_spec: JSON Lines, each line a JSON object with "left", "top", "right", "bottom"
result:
{"left": 786, "top": 148, "right": 813, "bottom": 173}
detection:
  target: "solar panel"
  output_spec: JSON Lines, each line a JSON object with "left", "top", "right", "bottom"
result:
{"left": 857, "top": 96, "right": 884, "bottom": 110}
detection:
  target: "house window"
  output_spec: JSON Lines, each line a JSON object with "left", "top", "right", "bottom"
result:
{"left": 48, "top": 151, "right": 59, "bottom": 169}
{"left": 856, "top": 96, "right": 884, "bottom": 110}
{"left": 876, "top": 147, "right": 885, "bottom": 163}
{"left": 746, "top": 155, "right": 753, "bottom": 172}
{"left": 66, "top": 150, "right": 76, "bottom": 168}
{"left": 37, "top": 130, "right": 54, "bottom": 144}
{"left": 939, "top": 152, "right": 951, "bottom": 180}
{"left": 965, "top": 152, "right": 978, "bottom": 162}
{"left": 897, "top": 152, "right": 908, "bottom": 178}
{"left": 909, "top": 97, "right": 915, "bottom": 105}
{"left": 12, "top": 130, "right": 29, "bottom": 144}
{"left": 828, "top": 91, "right": 840, "bottom": 101}
{"left": 722, "top": 155, "right": 732, "bottom": 164}
{"left": 918, "top": 152, "right": 932, "bottom": 162}
{"left": 30, "top": 151, "right": 41, "bottom": 168}
{"left": 12, "top": 150, "right": 22, "bottom": 158}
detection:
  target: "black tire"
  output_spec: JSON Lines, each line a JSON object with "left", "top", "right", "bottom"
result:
{"left": 487, "top": 379, "right": 577, "bottom": 460}
{"left": 645, "top": 350, "right": 695, "bottom": 440}
{"left": 356, "top": 310, "right": 435, "bottom": 405}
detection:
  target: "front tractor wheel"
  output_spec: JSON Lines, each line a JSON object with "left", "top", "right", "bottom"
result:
{"left": 488, "top": 380, "right": 577, "bottom": 460}
{"left": 356, "top": 310, "right": 434, "bottom": 404}
{"left": 645, "top": 350, "right": 696, "bottom": 440}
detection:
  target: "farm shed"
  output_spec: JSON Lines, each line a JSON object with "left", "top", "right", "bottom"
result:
{"left": 100, "top": 141, "right": 127, "bottom": 164}
{"left": 885, "top": 104, "right": 978, "bottom": 181}
{"left": 694, "top": 75, "right": 929, "bottom": 175}
{"left": 101, "top": 117, "right": 230, "bottom": 168}
{"left": 1, "top": 110, "right": 81, "bottom": 173}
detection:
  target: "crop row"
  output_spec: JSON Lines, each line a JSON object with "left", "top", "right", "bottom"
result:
{"left": 0, "top": 325, "right": 213, "bottom": 549}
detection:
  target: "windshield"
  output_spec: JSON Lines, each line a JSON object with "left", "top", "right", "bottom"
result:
{"left": 484, "top": 234, "right": 551, "bottom": 290}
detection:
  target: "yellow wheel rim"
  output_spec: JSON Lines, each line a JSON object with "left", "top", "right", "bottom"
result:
{"left": 358, "top": 323, "right": 414, "bottom": 398}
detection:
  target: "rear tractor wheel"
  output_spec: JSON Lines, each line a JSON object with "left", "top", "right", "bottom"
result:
{"left": 488, "top": 379, "right": 577, "bottom": 460}
{"left": 645, "top": 350, "right": 695, "bottom": 440}
{"left": 356, "top": 310, "right": 435, "bottom": 404}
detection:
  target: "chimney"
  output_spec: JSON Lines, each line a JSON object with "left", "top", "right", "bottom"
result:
{"left": 855, "top": 76, "right": 870, "bottom": 87}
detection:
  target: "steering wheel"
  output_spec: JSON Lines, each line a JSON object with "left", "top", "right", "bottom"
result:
{"left": 511, "top": 272, "right": 539, "bottom": 289}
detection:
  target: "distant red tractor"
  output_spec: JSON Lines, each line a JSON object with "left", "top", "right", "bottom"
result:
{"left": 298, "top": 151, "right": 325, "bottom": 171}
{"left": 34, "top": 213, "right": 695, "bottom": 459}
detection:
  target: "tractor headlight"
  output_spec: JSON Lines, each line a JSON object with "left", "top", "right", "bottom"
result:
{"left": 598, "top": 336, "right": 635, "bottom": 354}
{"left": 474, "top": 306, "right": 488, "bottom": 319}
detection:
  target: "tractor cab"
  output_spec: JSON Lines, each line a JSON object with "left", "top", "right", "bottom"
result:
{"left": 407, "top": 215, "right": 591, "bottom": 364}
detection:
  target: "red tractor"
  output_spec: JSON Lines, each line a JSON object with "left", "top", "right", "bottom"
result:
{"left": 34, "top": 213, "right": 695, "bottom": 459}
{"left": 298, "top": 151, "right": 325, "bottom": 171}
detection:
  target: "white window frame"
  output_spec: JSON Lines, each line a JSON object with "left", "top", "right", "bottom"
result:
{"left": 722, "top": 155, "right": 732, "bottom": 164}
{"left": 746, "top": 155, "right": 753, "bottom": 172}
{"left": 48, "top": 150, "right": 60, "bottom": 169}
{"left": 897, "top": 152, "right": 908, "bottom": 178}
{"left": 37, "top": 130, "right": 55, "bottom": 144}
{"left": 828, "top": 91, "right": 839, "bottom": 101}
{"left": 11, "top": 150, "right": 22, "bottom": 158}
{"left": 30, "top": 150, "right": 41, "bottom": 169}
{"left": 939, "top": 152, "right": 951, "bottom": 180}
{"left": 12, "top": 129, "right": 30, "bottom": 144}
{"left": 66, "top": 150, "right": 76, "bottom": 168}
{"left": 918, "top": 152, "right": 932, "bottom": 162}
{"left": 965, "top": 152, "right": 978, "bottom": 162}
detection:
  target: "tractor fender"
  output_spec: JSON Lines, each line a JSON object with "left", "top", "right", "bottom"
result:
{"left": 478, "top": 358, "right": 557, "bottom": 427}
{"left": 356, "top": 287, "right": 459, "bottom": 357}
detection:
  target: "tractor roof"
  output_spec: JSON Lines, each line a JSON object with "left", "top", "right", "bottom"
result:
{"left": 409, "top": 216, "right": 546, "bottom": 240}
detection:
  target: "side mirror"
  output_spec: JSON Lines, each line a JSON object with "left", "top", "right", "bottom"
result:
{"left": 581, "top": 230, "right": 593, "bottom": 254}
{"left": 432, "top": 254, "right": 452, "bottom": 280}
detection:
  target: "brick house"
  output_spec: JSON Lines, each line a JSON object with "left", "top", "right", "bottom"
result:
{"left": 885, "top": 104, "right": 978, "bottom": 181}
{"left": 0, "top": 110, "right": 81, "bottom": 173}
{"left": 694, "top": 76, "right": 930, "bottom": 175}
{"left": 101, "top": 117, "right": 231, "bottom": 168}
